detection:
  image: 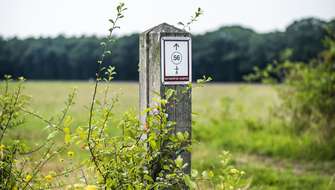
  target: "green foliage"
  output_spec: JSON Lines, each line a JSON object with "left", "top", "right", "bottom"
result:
{"left": 5, "top": 80, "right": 335, "bottom": 189}
{"left": 80, "top": 4, "right": 245, "bottom": 189}
{"left": 0, "top": 75, "right": 83, "bottom": 189}
{"left": 1, "top": 18, "right": 334, "bottom": 82}
{"left": 191, "top": 84, "right": 335, "bottom": 189}
{"left": 247, "top": 30, "right": 335, "bottom": 158}
{"left": 286, "top": 18, "right": 327, "bottom": 62}
{"left": 0, "top": 3, "right": 247, "bottom": 189}
{"left": 0, "top": 76, "right": 29, "bottom": 189}
{"left": 188, "top": 151, "right": 246, "bottom": 189}
{"left": 84, "top": 95, "right": 192, "bottom": 189}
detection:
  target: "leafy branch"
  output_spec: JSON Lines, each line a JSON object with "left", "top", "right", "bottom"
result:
{"left": 178, "top": 7, "right": 204, "bottom": 31}
{"left": 86, "top": 1, "right": 127, "bottom": 185}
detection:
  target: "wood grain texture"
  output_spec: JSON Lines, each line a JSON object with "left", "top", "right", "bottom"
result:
{"left": 139, "top": 23, "right": 192, "bottom": 174}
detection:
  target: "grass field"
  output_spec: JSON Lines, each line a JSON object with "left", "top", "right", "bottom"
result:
{"left": 5, "top": 81, "right": 335, "bottom": 189}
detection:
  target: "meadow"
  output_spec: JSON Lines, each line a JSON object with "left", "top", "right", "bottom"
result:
{"left": 6, "top": 81, "right": 335, "bottom": 190}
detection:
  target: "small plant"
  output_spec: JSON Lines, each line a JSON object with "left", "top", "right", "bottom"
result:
{"left": 187, "top": 151, "right": 246, "bottom": 190}
{"left": 0, "top": 75, "right": 82, "bottom": 189}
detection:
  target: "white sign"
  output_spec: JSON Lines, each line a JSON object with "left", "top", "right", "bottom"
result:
{"left": 161, "top": 36, "right": 191, "bottom": 85}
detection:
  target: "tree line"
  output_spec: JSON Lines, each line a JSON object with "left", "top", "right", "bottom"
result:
{"left": 0, "top": 17, "right": 334, "bottom": 81}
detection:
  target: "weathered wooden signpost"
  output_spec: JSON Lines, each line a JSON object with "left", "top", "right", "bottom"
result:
{"left": 139, "top": 23, "right": 192, "bottom": 174}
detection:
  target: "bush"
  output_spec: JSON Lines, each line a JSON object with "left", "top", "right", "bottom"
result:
{"left": 1, "top": 3, "right": 246, "bottom": 190}
{"left": 0, "top": 76, "right": 81, "bottom": 189}
{"left": 247, "top": 29, "right": 335, "bottom": 158}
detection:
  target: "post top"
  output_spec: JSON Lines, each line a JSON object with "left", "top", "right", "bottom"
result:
{"left": 142, "top": 23, "right": 188, "bottom": 35}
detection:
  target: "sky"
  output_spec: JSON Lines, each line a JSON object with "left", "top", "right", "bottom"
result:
{"left": 0, "top": 0, "right": 334, "bottom": 38}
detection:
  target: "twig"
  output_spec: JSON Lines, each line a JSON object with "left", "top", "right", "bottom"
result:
{"left": 0, "top": 82, "right": 22, "bottom": 142}
{"left": 87, "top": 8, "right": 124, "bottom": 183}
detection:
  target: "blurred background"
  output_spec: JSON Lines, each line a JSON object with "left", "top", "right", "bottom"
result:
{"left": 0, "top": 0, "right": 334, "bottom": 81}
{"left": 1, "top": 1, "right": 335, "bottom": 189}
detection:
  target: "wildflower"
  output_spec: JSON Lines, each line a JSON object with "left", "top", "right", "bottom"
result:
{"left": 44, "top": 174, "right": 53, "bottom": 183}
{"left": 85, "top": 185, "right": 98, "bottom": 190}
{"left": 25, "top": 174, "right": 32, "bottom": 182}
{"left": 208, "top": 170, "right": 214, "bottom": 178}
{"left": 67, "top": 151, "right": 74, "bottom": 157}
{"left": 63, "top": 127, "right": 70, "bottom": 134}
{"left": 0, "top": 144, "right": 5, "bottom": 151}
{"left": 73, "top": 184, "right": 85, "bottom": 189}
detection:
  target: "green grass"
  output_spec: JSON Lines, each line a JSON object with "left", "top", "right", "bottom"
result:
{"left": 4, "top": 81, "right": 335, "bottom": 189}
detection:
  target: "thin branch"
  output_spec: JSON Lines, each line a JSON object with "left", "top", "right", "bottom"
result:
{"left": 22, "top": 144, "right": 63, "bottom": 190}
{"left": 98, "top": 100, "right": 117, "bottom": 138}
{"left": 21, "top": 108, "right": 60, "bottom": 131}
{"left": 87, "top": 10, "right": 122, "bottom": 181}
{"left": 0, "top": 82, "right": 23, "bottom": 142}
{"left": 55, "top": 89, "right": 76, "bottom": 128}
{"left": 81, "top": 168, "right": 89, "bottom": 185}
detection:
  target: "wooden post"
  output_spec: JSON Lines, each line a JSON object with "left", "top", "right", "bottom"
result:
{"left": 139, "top": 23, "right": 192, "bottom": 174}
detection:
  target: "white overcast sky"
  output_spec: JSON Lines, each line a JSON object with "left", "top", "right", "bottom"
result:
{"left": 0, "top": 0, "right": 334, "bottom": 38}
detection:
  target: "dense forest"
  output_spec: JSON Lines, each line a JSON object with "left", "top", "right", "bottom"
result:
{"left": 0, "top": 17, "right": 334, "bottom": 81}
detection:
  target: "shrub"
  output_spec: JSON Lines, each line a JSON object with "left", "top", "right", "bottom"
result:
{"left": 0, "top": 76, "right": 81, "bottom": 189}
{"left": 246, "top": 29, "right": 335, "bottom": 158}
{"left": 1, "top": 3, "right": 246, "bottom": 189}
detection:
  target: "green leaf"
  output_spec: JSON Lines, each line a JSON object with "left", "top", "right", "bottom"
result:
{"left": 208, "top": 170, "right": 214, "bottom": 178}
{"left": 109, "top": 19, "right": 115, "bottom": 24}
{"left": 63, "top": 116, "right": 72, "bottom": 127}
{"left": 175, "top": 155, "right": 183, "bottom": 168}
{"left": 165, "top": 89, "right": 175, "bottom": 100}
{"left": 144, "top": 174, "right": 153, "bottom": 182}
{"left": 183, "top": 131, "right": 189, "bottom": 140}
{"left": 149, "top": 139, "right": 157, "bottom": 150}
{"left": 47, "top": 131, "right": 58, "bottom": 140}
{"left": 163, "top": 165, "right": 170, "bottom": 170}
{"left": 177, "top": 22, "right": 184, "bottom": 26}
{"left": 177, "top": 132, "right": 184, "bottom": 141}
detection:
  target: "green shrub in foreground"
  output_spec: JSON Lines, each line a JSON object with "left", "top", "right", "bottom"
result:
{"left": 1, "top": 2, "right": 247, "bottom": 190}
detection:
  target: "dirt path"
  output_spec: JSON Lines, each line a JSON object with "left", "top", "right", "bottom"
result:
{"left": 234, "top": 153, "right": 335, "bottom": 176}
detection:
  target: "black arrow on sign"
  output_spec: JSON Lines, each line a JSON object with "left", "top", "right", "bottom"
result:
{"left": 174, "top": 66, "right": 179, "bottom": 74}
{"left": 173, "top": 43, "right": 180, "bottom": 50}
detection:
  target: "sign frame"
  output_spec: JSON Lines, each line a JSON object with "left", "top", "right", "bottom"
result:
{"left": 160, "top": 36, "right": 192, "bottom": 85}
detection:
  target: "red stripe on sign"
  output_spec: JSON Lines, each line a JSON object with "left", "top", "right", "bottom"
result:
{"left": 164, "top": 76, "right": 189, "bottom": 81}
